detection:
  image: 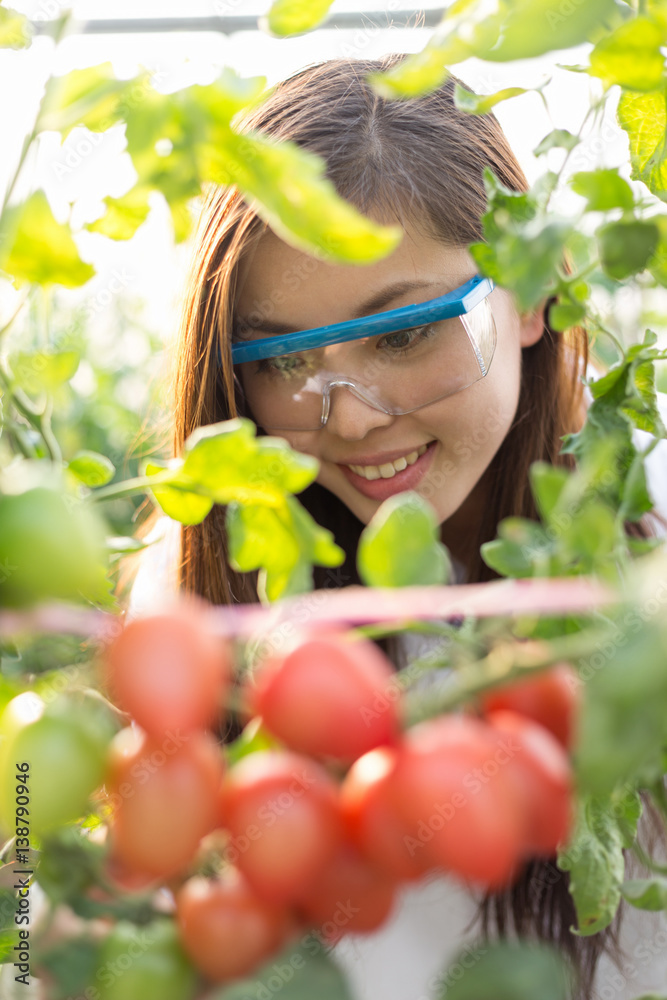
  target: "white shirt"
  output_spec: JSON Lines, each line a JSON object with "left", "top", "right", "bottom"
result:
{"left": 127, "top": 368, "right": 667, "bottom": 999}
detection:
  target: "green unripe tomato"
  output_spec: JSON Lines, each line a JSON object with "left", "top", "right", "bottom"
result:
{"left": 0, "top": 692, "right": 112, "bottom": 837}
{"left": 97, "top": 919, "right": 198, "bottom": 1000}
{"left": 0, "top": 486, "right": 107, "bottom": 607}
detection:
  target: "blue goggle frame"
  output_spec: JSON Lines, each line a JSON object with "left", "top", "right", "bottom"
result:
{"left": 231, "top": 274, "right": 495, "bottom": 364}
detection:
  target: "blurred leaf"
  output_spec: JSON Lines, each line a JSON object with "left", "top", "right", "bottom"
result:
{"left": 453, "top": 83, "right": 528, "bottom": 114}
{"left": 0, "top": 192, "right": 94, "bottom": 288}
{"left": 10, "top": 349, "right": 80, "bottom": 393}
{"left": 618, "top": 83, "right": 667, "bottom": 202}
{"left": 529, "top": 462, "right": 570, "bottom": 525}
{"left": 481, "top": 517, "right": 551, "bottom": 578}
{"left": 85, "top": 187, "right": 152, "bottom": 241}
{"left": 435, "top": 940, "right": 573, "bottom": 1000}
{"left": 358, "top": 493, "right": 451, "bottom": 588}
{"left": 533, "top": 128, "right": 580, "bottom": 156}
{"left": 589, "top": 16, "right": 666, "bottom": 92}
{"left": 597, "top": 219, "right": 659, "bottom": 279}
{"left": 570, "top": 168, "right": 635, "bottom": 211}
{"left": 202, "top": 130, "right": 403, "bottom": 263}
{"left": 482, "top": 0, "right": 620, "bottom": 62}
{"left": 145, "top": 461, "right": 214, "bottom": 526}
{"left": 621, "top": 877, "right": 667, "bottom": 910}
{"left": 67, "top": 451, "right": 116, "bottom": 487}
{"left": 557, "top": 795, "right": 625, "bottom": 935}
{"left": 263, "top": 0, "right": 334, "bottom": 36}
{"left": 213, "top": 941, "right": 354, "bottom": 1000}
{"left": 33, "top": 935, "right": 102, "bottom": 1000}
{"left": 40, "top": 63, "right": 138, "bottom": 139}
{"left": 647, "top": 213, "right": 667, "bottom": 286}
{"left": 224, "top": 717, "right": 280, "bottom": 766}
{"left": 0, "top": 5, "right": 31, "bottom": 48}
{"left": 549, "top": 300, "right": 587, "bottom": 331}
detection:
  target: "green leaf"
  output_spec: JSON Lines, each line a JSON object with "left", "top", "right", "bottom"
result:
{"left": 357, "top": 492, "right": 452, "bottom": 588}
{"left": 40, "top": 63, "right": 137, "bottom": 139}
{"left": 263, "top": 0, "right": 334, "bottom": 36}
{"left": 0, "top": 5, "right": 31, "bottom": 48}
{"left": 213, "top": 940, "right": 354, "bottom": 1000}
{"left": 589, "top": 16, "right": 667, "bottom": 92}
{"left": 618, "top": 83, "right": 667, "bottom": 202}
{"left": 453, "top": 83, "right": 528, "bottom": 115}
{"left": 548, "top": 301, "right": 587, "bottom": 331}
{"left": 435, "top": 941, "right": 573, "bottom": 1000}
{"left": 367, "top": 45, "right": 457, "bottom": 100}
{"left": 105, "top": 535, "right": 150, "bottom": 554}
{"left": 621, "top": 877, "right": 667, "bottom": 911}
{"left": 533, "top": 128, "right": 580, "bottom": 156}
{"left": 618, "top": 448, "right": 653, "bottom": 521}
{"left": 85, "top": 186, "right": 152, "bottom": 241}
{"left": 202, "top": 131, "right": 403, "bottom": 264}
{"left": 481, "top": 0, "right": 620, "bottom": 63}
{"left": 224, "top": 717, "right": 280, "bottom": 767}
{"left": 647, "top": 213, "right": 667, "bottom": 286}
{"left": 480, "top": 517, "right": 552, "bottom": 578}
{"left": 0, "top": 927, "right": 21, "bottom": 963}
{"left": 145, "top": 461, "right": 214, "bottom": 525}
{"left": 67, "top": 451, "right": 116, "bottom": 488}
{"left": 33, "top": 935, "right": 102, "bottom": 1000}
{"left": 557, "top": 795, "right": 625, "bottom": 935}
{"left": 0, "top": 191, "right": 95, "bottom": 288}
{"left": 570, "top": 168, "right": 635, "bottom": 211}
{"left": 598, "top": 219, "right": 660, "bottom": 280}
{"left": 529, "top": 462, "right": 570, "bottom": 525}
{"left": 9, "top": 349, "right": 80, "bottom": 393}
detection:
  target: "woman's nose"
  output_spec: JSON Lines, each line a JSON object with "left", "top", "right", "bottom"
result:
{"left": 323, "top": 384, "right": 396, "bottom": 439}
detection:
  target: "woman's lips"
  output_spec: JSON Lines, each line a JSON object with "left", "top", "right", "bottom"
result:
{"left": 336, "top": 440, "right": 438, "bottom": 501}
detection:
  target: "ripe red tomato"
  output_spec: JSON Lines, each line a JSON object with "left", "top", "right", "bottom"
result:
{"left": 248, "top": 629, "right": 401, "bottom": 763}
{"left": 391, "top": 715, "right": 527, "bottom": 890}
{"left": 103, "top": 597, "right": 232, "bottom": 739}
{"left": 219, "top": 750, "right": 343, "bottom": 904}
{"left": 176, "top": 869, "right": 293, "bottom": 982}
{"left": 485, "top": 709, "right": 573, "bottom": 856}
{"left": 296, "top": 843, "right": 397, "bottom": 941}
{"left": 340, "top": 746, "right": 424, "bottom": 882}
{"left": 479, "top": 663, "right": 578, "bottom": 750}
{"left": 105, "top": 726, "right": 224, "bottom": 878}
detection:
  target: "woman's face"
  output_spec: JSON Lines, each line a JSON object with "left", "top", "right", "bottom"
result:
{"left": 234, "top": 222, "right": 545, "bottom": 556}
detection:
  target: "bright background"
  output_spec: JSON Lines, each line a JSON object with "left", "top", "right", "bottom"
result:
{"left": 0, "top": 1, "right": 664, "bottom": 464}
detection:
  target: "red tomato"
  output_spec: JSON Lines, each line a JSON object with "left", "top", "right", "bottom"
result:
{"left": 296, "top": 843, "right": 397, "bottom": 941}
{"left": 479, "top": 663, "right": 578, "bottom": 750}
{"left": 391, "top": 715, "right": 527, "bottom": 890}
{"left": 340, "top": 746, "right": 425, "bottom": 882}
{"left": 248, "top": 629, "right": 401, "bottom": 763}
{"left": 219, "top": 750, "right": 343, "bottom": 904}
{"left": 176, "top": 869, "right": 293, "bottom": 982}
{"left": 105, "top": 726, "right": 224, "bottom": 878}
{"left": 485, "top": 709, "right": 573, "bottom": 856}
{"left": 103, "top": 597, "right": 232, "bottom": 738}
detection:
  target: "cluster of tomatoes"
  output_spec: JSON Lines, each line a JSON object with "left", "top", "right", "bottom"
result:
{"left": 96, "top": 597, "right": 578, "bottom": 988}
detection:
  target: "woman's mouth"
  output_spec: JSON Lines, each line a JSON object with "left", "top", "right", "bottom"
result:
{"left": 336, "top": 440, "right": 438, "bottom": 501}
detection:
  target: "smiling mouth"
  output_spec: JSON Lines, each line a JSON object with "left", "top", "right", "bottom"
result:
{"left": 343, "top": 441, "right": 435, "bottom": 481}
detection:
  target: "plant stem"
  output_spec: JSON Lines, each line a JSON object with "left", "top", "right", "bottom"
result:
{"left": 404, "top": 624, "right": 613, "bottom": 725}
{"left": 88, "top": 470, "right": 184, "bottom": 503}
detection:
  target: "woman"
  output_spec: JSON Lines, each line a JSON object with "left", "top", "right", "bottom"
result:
{"left": 130, "top": 55, "right": 667, "bottom": 999}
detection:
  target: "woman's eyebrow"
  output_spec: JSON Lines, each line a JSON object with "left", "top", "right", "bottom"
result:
{"left": 233, "top": 279, "right": 444, "bottom": 338}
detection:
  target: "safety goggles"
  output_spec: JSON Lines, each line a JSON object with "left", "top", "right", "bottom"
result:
{"left": 231, "top": 273, "right": 496, "bottom": 432}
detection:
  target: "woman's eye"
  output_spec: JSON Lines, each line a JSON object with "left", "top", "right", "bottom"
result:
{"left": 379, "top": 326, "right": 430, "bottom": 351}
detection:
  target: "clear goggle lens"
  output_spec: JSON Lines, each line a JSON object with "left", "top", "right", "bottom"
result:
{"left": 235, "top": 296, "right": 496, "bottom": 432}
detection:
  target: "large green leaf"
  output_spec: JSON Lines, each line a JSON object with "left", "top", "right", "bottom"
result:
{"left": 357, "top": 492, "right": 452, "bottom": 588}
{"left": 39, "top": 63, "right": 138, "bottom": 138}
{"left": 435, "top": 941, "right": 573, "bottom": 1000}
{"left": 0, "top": 191, "right": 94, "bottom": 288}
{"left": 589, "top": 15, "right": 667, "bottom": 92}
{"left": 9, "top": 349, "right": 80, "bottom": 394}
{"left": 597, "top": 219, "right": 660, "bottom": 280}
{"left": 621, "top": 877, "right": 667, "bottom": 911}
{"left": 618, "top": 82, "right": 667, "bottom": 202}
{"left": 85, "top": 187, "right": 152, "bottom": 241}
{"left": 483, "top": 0, "right": 621, "bottom": 62}
{"left": 570, "top": 168, "right": 635, "bottom": 212}
{"left": 213, "top": 941, "right": 354, "bottom": 1000}
{"left": 263, "top": 0, "right": 334, "bottom": 36}
{"left": 557, "top": 795, "right": 626, "bottom": 935}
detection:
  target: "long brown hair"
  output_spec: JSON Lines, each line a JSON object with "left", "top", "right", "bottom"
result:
{"left": 133, "top": 54, "right": 665, "bottom": 998}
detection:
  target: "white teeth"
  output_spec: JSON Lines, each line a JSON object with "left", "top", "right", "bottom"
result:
{"left": 348, "top": 443, "right": 431, "bottom": 480}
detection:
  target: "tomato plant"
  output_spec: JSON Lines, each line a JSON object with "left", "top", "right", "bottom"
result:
{"left": 248, "top": 629, "right": 401, "bottom": 763}
{"left": 103, "top": 598, "right": 232, "bottom": 738}
{"left": 176, "top": 869, "right": 294, "bottom": 982}
{"left": 219, "top": 750, "right": 343, "bottom": 904}
{"left": 105, "top": 726, "right": 224, "bottom": 878}
{"left": 479, "top": 664, "right": 579, "bottom": 750}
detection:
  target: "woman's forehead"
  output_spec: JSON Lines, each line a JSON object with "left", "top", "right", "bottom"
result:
{"left": 234, "top": 226, "right": 477, "bottom": 329}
